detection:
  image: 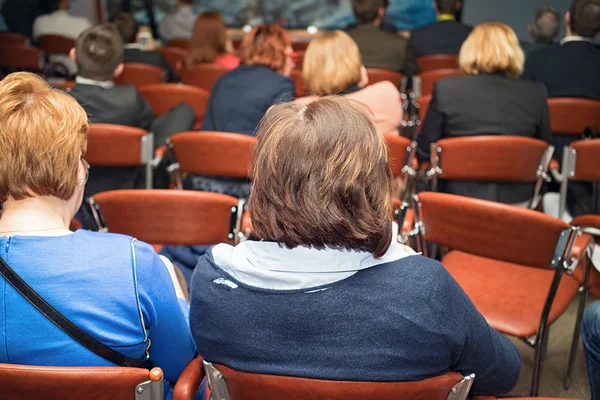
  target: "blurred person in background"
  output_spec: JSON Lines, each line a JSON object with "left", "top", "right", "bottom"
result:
{"left": 158, "top": 0, "right": 196, "bottom": 43}
{"left": 296, "top": 30, "right": 402, "bottom": 135}
{"left": 521, "top": 4, "right": 561, "bottom": 53}
{"left": 1, "top": 0, "right": 53, "bottom": 37}
{"left": 347, "top": 0, "right": 419, "bottom": 76}
{"left": 409, "top": 0, "right": 472, "bottom": 57}
{"left": 184, "top": 11, "right": 240, "bottom": 70}
{"left": 417, "top": 21, "right": 552, "bottom": 205}
{"left": 583, "top": 301, "right": 600, "bottom": 400}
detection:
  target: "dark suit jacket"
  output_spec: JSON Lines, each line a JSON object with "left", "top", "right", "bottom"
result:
{"left": 409, "top": 20, "right": 472, "bottom": 57}
{"left": 347, "top": 24, "right": 419, "bottom": 76}
{"left": 519, "top": 41, "right": 555, "bottom": 54}
{"left": 417, "top": 73, "right": 552, "bottom": 205}
{"left": 123, "top": 47, "right": 178, "bottom": 82}
{"left": 522, "top": 40, "right": 600, "bottom": 101}
{"left": 202, "top": 65, "right": 295, "bottom": 136}
{"left": 67, "top": 83, "right": 154, "bottom": 198}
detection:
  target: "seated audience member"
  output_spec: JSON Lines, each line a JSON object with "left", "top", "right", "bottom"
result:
{"left": 583, "top": 301, "right": 600, "bottom": 400}
{"left": 347, "top": 0, "right": 419, "bottom": 76}
{"left": 417, "top": 21, "right": 552, "bottom": 205}
{"left": 189, "top": 97, "right": 521, "bottom": 396}
{"left": 32, "top": 0, "right": 92, "bottom": 75}
{"left": 1, "top": 0, "right": 53, "bottom": 37}
{"left": 201, "top": 24, "right": 295, "bottom": 135}
{"left": 184, "top": 11, "right": 240, "bottom": 70}
{"left": 158, "top": 0, "right": 196, "bottom": 43}
{"left": 522, "top": 0, "right": 600, "bottom": 100}
{"left": 409, "top": 0, "right": 472, "bottom": 57}
{"left": 0, "top": 72, "right": 196, "bottom": 399}
{"left": 67, "top": 24, "right": 195, "bottom": 196}
{"left": 295, "top": 30, "right": 402, "bottom": 135}
{"left": 521, "top": 5, "right": 561, "bottom": 53}
{"left": 113, "top": 12, "right": 177, "bottom": 82}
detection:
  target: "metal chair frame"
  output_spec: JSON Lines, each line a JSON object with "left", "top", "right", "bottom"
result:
{"left": 413, "top": 193, "right": 584, "bottom": 396}
{"left": 557, "top": 144, "right": 600, "bottom": 220}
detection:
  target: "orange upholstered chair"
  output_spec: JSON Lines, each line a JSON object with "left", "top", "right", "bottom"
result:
{"left": 180, "top": 63, "right": 228, "bottom": 92}
{"left": 167, "top": 38, "right": 190, "bottom": 49}
{"left": 173, "top": 356, "right": 475, "bottom": 400}
{"left": 0, "top": 32, "right": 29, "bottom": 45}
{"left": 168, "top": 131, "right": 256, "bottom": 189}
{"left": 571, "top": 214, "right": 600, "bottom": 298}
{"left": 385, "top": 135, "right": 415, "bottom": 178}
{"left": 548, "top": 98, "right": 600, "bottom": 136}
{"left": 417, "top": 68, "right": 462, "bottom": 96}
{"left": 291, "top": 69, "right": 307, "bottom": 97}
{"left": 0, "top": 44, "right": 41, "bottom": 72}
{"left": 292, "top": 41, "right": 311, "bottom": 52}
{"left": 416, "top": 94, "right": 432, "bottom": 123}
{"left": 138, "top": 83, "right": 209, "bottom": 129}
{"left": 157, "top": 46, "right": 187, "bottom": 70}
{"left": 0, "top": 363, "right": 164, "bottom": 400}
{"left": 86, "top": 124, "right": 155, "bottom": 189}
{"left": 366, "top": 68, "right": 403, "bottom": 88}
{"left": 414, "top": 192, "right": 592, "bottom": 396}
{"left": 38, "top": 34, "right": 75, "bottom": 55}
{"left": 89, "top": 190, "right": 243, "bottom": 247}
{"left": 428, "top": 136, "right": 554, "bottom": 209}
{"left": 416, "top": 54, "right": 459, "bottom": 72}
{"left": 114, "top": 63, "right": 164, "bottom": 87}
{"left": 50, "top": 80, "right": 76, "bottom": 89}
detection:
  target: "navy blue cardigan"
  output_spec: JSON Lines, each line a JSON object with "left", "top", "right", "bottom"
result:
{"left": 190, "top": 248, "right": 521, "bottom": 396}
{"left": 201, "top": 65, "right": 295, "bottom": 135}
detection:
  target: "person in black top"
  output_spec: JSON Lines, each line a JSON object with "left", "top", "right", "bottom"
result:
{"left": 417, "top": 21, "right": 552, "bottom": 205}
{"left": 408, "top": 0, "right": 472, "bottom": 57}
{"left": 113, "top": 12, "right": 178, "bottom": 82}
{"left": 520, "top": 5, "right": 561, "bottom": 53}
{"left": 522, "top": 0, "right": 600, "bottom": 101}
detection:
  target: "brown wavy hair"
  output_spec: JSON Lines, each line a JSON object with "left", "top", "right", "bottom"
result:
{"left": 239, "top": 24, "right": 290, "bottom": 73}
{"left": 249, "top": 97, "right": 394, "bottom": 258}
{"left": 185, "top": 11, "right": 228, "bottom": 69}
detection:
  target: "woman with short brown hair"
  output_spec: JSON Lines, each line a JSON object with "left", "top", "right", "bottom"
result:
{"left": 200, "top": 24, "right": 295, "bottom": 135}
{"left": 189, "top": 96, "right": 520, "bottom": 397}
{"left": 184, "top": 11, "right": 239, "bottom": 70}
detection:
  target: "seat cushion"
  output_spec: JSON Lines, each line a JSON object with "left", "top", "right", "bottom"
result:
{"left": 442, "top": 251, "right": 581, "bottom": 338}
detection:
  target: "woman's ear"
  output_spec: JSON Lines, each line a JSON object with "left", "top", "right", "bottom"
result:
{"left": 358, "top": 65, "right": 369, "bottom": 88}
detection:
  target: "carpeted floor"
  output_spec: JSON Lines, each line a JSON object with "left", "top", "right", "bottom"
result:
{"left": 507, "top": 293, "right": 596, "bottom": 399}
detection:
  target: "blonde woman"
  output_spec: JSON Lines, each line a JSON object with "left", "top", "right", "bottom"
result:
{"left": 417, "top": 20, "right": 552, "bottom": 205}
{"left": 295, "top": 30, "right": 403, "bottom": 135}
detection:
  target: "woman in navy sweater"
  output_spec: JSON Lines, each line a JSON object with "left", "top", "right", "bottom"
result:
{"left": 189, "top": 97, "right": 521, "bottom": 396}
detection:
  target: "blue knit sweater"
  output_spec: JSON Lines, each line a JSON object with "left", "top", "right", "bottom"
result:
{"left": 190, "top": 244, "right": 521, "bottom": 396}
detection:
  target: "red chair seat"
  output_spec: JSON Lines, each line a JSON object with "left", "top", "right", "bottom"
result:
{"left": 442, "top": 250, "right": 580, "bottom": 338}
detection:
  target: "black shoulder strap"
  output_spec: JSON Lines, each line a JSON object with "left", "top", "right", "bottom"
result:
{"left": 0, "top": 256, "right": 153, "bottom": 369}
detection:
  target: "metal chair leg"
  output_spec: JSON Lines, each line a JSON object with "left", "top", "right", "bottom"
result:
{"left": 530, "top": 322, "right": 548, "bottom": 397}
{"left": 564, "top": 283, "right": 590, "bottom": 389}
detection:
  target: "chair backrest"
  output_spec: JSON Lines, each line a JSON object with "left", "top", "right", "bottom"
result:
{"left": 0, "top": 44, "right": 41, "bottom": 70}
{"left": 0, "top": 32, "right": 29, "bottom": 45}
{"left": 0, "top": 363, "right": 163, "bottom": 400}
{"left": 416, "top": 54, "right": 459, "bottom": 72}
{"left": 571, "top": 214, "right": 600, "bottom": 231}
{"left": 86, "top": 124, "right": 154, "bottom": 189}
{"left": 366, "top": 68, "right": 403, "bottom": 88}
{"left": 89, "top": 190, "right": 242, "bottom": 246}
{"left": 292, "top": 41, "right": 311, "bottom": 52}
{"left": 291, "top": 69, "right": 308, "bottom": 97}
{"left": 138, "top": 83, "right": 209, "bottom": 127}
{"left": 204, "top": 361, "right": 474, "bottom": 400}
{"left": 166, "top": 38, "right": 190, "bottom": 49}
{"left": 180, "top": 63, "right": 229, "bottom": 92}
{"left": 418, "top": 68, "right": 462, "bottom": 96}
{"left": 50, "top": 80, "right": 76, "bottom": 89}
{"left": 156, "top": 46, "right": 187, "bottom": 70}
{"left": 416, "top": 95, "right": 432, "bottom": 123}
{"left": 548, "top": 98, "right": 600, "bottom": 135}
{"left": 415, "top": 192, "right": 574, "bottom": 269}
{"left": 169, "top": 131, "right": 256, "bottom": 179}
{"left": 38, "top": 34, "right": 75, "bottom": 55}
{"left": 114, "top": 63, "right": 164, "bottom": 87}
{"left": 385, "top": 135, "right": 414, "bottom": 177}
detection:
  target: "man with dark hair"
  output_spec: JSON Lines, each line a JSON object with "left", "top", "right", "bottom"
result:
{"left": 408, "top": 0, "right": 472, "bottom": 57}
{"left": 523, "top": 0, "right": 600, "bottom": 100}
{"left": 66, "top": 24, "right": 195, "bottom": 196}
{"left": 158, "top": 0, "right": 196, "bottom": 42}
{"left": 521, "top": 5, "right": 561, "bottom": 53}
{"left": 113, "top": 12, "right": 176, "bottom": 82}
{"left": 347, "top": 0, "right": 419, "bottom": 75}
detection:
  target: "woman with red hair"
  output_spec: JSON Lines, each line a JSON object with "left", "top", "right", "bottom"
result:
{"left": 185, "top": 11, "right": 239, "bottom": 70}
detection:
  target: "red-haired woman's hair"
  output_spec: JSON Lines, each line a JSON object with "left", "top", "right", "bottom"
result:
{"left": 239, "top": 24, "right": 290, "bottom": 73}
{"left": 185, "top": 11, "right": 227, "bottom": 69}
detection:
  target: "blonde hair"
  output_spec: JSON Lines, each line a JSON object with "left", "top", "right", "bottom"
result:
{"left": 303, "top": 31, "right": 363, "bottom": 95}
{"left": 0, "top": 72, "right": 88, "bottom": 203}
{"left": 459, "top": 21, "right": 525, "bottom": 79}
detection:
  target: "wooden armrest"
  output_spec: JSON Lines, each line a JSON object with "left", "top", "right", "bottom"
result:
{"left": 173, "top": 356, "right": 204, "bottom": 400}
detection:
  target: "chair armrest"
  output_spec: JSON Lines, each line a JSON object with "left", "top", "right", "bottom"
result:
{"left": 152, "top": 145, "right": 169, "bottom": 168}
{"left": 173, "top": 356, "right": 204, "bottom": 400}
{"left": 549, "top": 158, "right": 562, "bottom": 182}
